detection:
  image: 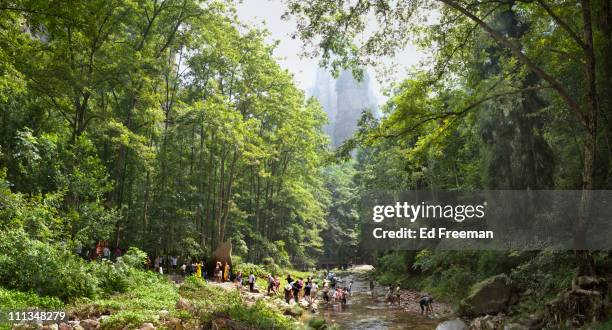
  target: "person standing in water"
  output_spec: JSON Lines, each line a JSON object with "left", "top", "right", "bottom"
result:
{"left": 394, "top": 283, "right": 401, "bottom": 306}
{"left": 369, "top": 279, "right": 376, "bottom": 297}
{"left": 341, "top": 287, "right": 348, "bottom": 305}
{"left": 308, "top": 281, "right": 319, "bottom": 304}
{"left": 385, "top": 285, "right": 394, "bottom": 304}
{"left": 419, "top": 294, "right": 434, "bottom": 315}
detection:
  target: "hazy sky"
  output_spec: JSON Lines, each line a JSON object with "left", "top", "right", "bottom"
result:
{"left": 235, "top": 0, "right": 428, "bottom": 100}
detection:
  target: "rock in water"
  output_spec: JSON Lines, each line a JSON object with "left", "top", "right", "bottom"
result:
{"left": 436, "top": 318, "right": 467, "bottom": 330}
{"left": 459, "top": 274, "right": 516, "bottom": 316}
{"left": 470, "top": 314, "right": 506, "bottom": 330}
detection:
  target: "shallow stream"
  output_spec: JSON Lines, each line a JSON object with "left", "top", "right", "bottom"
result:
{"left": 317, "top": 271, "right": 442, "bottom": 329}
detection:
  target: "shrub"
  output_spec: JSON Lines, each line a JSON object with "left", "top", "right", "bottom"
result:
{"left": 90, "top": 260, "right": 130, "bottom": 294}
{"left": 119, "top": 247, "right": 148, "bottom": 269}
{"left": 0, "top": 287, "right": 63, "bottom": 310}
{"left": 308, "top": 317, "right": 327, "bottom": 329}
{"left": 91, "top": 247, "right": 150, "bottom": 294}
{"left": 235, "top": 263, "right": 267, "bottom": 278}
{"left": 0, "top": 228, "right": 97, "bottom": 301}
{"left": 228, "top": 300, "right": 295, "bottom": 329}
{"left": 180, "top": 278, "right": 295, "bottom": 329}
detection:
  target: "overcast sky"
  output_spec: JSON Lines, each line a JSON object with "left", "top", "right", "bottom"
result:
{"left": 235, "top": 0, "right": 428, "bottom": 101}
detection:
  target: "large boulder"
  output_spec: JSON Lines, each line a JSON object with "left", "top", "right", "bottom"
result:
{"left": 459, "top": 274, "right": 517, "bottom": 317}
{"left": 206, "top": 241, "right": 232, "bottom": 275}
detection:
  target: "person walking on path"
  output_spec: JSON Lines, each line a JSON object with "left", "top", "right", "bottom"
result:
{"left": 214, "top": 262, "right": 221, "bottom": 282}
{"left": 113, "top": 247, "right": 122, "bottom": 260}
{"left": 267, "top": 274, "right": 276, "bottom": 294}
{"left": 196, "top": 261, "right": 202, "bottom": 278}
{"left": 292, "top": 279, "right": 302, "bottom": 303}
{"left": 284, "top": 282, "right": 294, "bottom": 304}
{"left": 102, "top": 245, "right": 111, "bottom": 260}
{"left": 223, "top": 262, "right": 230, "bottom": 282}
{"left": 248, "top": 272, "right": 256, "bottom": 292}
{"left": 216, "top": 264, "right": 223, "bottom": 282}
{"left": 235, "top": 271, "right": 243, "bottom": 290}
{"left": 298, "top": 278, "right": 305, "bottom": 300}
{"left": 304, "top": 277, "right": 312, "bottom": 298}
{"left": 170, "top": 256, "right": 178, "bottom": 272}
{"left": 189, "top": 261, "right": 196, "bottom": 276}
{"left": 154, "top": 256, "right": 161, "bottom": 272}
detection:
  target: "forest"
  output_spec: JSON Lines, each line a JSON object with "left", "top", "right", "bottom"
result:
{"left": 1, "top": 0, "right": 611, "bottom": 329}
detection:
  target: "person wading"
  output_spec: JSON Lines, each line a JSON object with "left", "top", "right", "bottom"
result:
{"left": 419, "top": 294, "right": 434, "bottom": 315}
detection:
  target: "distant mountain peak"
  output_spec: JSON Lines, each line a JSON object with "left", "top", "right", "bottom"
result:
{"left": 310, "top": 68, "right": 379, "bottom": 148}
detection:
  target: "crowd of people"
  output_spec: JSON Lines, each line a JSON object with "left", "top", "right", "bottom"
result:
{"left": 75, "top": 241, "right": 122, "bottom": 261}
{"left": 199, "top": 266, "right": 436, "bottom": 316}
{"left": 76, "top": 245, "right": 436, "bottom": 315}
{"left": 280, "top": 274, "right": 323, "bottom": 305}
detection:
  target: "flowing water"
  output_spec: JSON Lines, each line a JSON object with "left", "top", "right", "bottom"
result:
{"left": 316, "top": 270, "right": 442, "bottom": 329}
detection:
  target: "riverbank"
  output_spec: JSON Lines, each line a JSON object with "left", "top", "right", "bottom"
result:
{"left": 1, "top": 267, "right": 306, "bottom": 330}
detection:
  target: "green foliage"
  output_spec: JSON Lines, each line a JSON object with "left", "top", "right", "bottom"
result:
{"left": 0, "top": 0, "right": 330, "bottom": 269}
{"left": 180, "top": 277, "right": 295, "bottom": 329}
{"left": 0, "top": 287, "right": 63, "bottom": 310}
{"left": 74, "top": 270, "right": 179, "bottom": 329}
{"left": 90, "top": 260, "right": 131, "bottom": 295}
{"left": 508, "top": 251, "right": 575, "bottom": 316}
{"left": 235, "top": 263, "right": 267, "bottom": 278}
{"left": 119, "top": 247, "right": 149, "bottom": 269}
{"left": 0, "top": 228, "right": 97, "bottom": 302}
{"left": 308, "top": 317, "right": 328, "bottom": 329}
{"left": 227, "top": 300, "right": 295, "bottom": 329}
